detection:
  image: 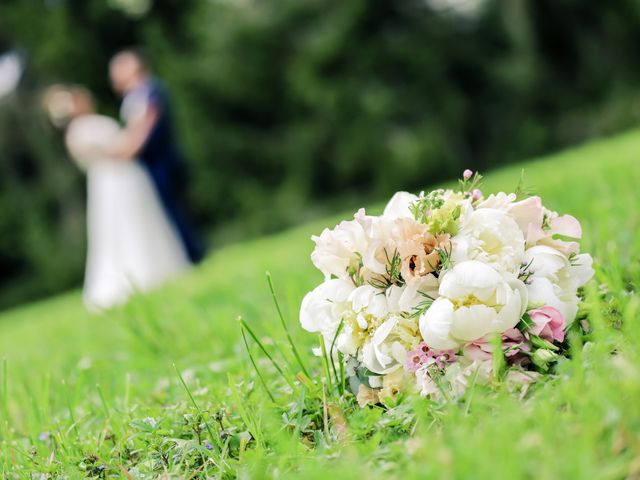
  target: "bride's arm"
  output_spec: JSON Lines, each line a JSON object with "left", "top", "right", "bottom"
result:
{"left": 107, "top": 104, "right": 159, "bottom": 160}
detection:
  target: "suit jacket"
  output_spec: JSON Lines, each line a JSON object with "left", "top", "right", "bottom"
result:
{"left": 121, "top": 79, "right": 185, "bottom": 192}
{"left": 120, "top": 79, "right": 202, "bottom": 263}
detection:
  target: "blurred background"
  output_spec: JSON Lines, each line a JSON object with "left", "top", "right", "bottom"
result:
{"left": 1, "top": 0, "right": 640, "bottom": 310}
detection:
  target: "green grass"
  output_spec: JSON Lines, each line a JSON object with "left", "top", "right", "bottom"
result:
{"left": 1, "top": 130, "right": 639, "bottom": 478}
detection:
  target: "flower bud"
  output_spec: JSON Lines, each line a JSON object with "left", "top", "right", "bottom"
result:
{"left": 529, "top": 335, "right": 558, "bottom": 351}
{"left": 532, "top": 348, "right": 558, "bottom": 371}
{"left": 471, "top": 189, "right": 482, "bottom": 201}
{"left": 463, "top": 169, "right": 473, "bottom": 180}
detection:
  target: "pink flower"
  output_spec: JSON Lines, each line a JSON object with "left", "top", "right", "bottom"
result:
{"left": 405, "top": 352, "right": 423, "bottom": 372}
{"left": 404, "top": 342, "right": 457, "bottom": 372}
{"left": 528, "top": 306, "right": 565, "bottom": 343}
{"left": 463, "top": 169, "right": 473, "bottom": 180}
{"left": 526, "top": 212, "right": 582, "bottom": 254}
{"left": 510, "top": 196, "right": 544, "bottom": 239}
{"left": 549, "top": 214, "right": 582, "bottom": 238}
{"left": 471, "top": 189, "right": 482, "bottom": 201}
{"left": 463, "top": 329, "right": 531, "bottom": 364}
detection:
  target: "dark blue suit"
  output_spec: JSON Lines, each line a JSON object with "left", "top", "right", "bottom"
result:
{"left": 129, "top": 80, "right": 203, "bottom": 263}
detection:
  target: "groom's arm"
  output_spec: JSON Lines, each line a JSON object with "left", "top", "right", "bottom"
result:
{"left": 108, "top": 104, "right": 159, "bottom": 160}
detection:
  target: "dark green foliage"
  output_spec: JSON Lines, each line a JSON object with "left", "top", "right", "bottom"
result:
{"left": 1, "top": 0, "right": 640, "bottom": 308}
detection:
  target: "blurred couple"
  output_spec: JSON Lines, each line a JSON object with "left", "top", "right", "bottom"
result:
{"left": 44, "top": 49, "right": 203, "bottom": 311}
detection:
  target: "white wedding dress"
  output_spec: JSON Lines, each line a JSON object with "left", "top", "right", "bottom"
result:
{"left": 65, "top": 114, "right": 189, "bottom": 311}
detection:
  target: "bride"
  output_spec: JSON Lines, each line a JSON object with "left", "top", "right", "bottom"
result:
{"left": 44, "top": 85, "right": 189, "bottom": 311}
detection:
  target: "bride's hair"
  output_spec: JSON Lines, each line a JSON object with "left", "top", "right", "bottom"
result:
{"left": 42, "top": 84, "right": 93, "bottom": 129}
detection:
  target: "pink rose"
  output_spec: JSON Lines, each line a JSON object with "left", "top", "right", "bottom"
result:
{"left": 528, "top": 306, "right": 565, "bottom": 343}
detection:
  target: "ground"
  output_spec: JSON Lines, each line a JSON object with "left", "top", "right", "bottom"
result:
{"left": 1, "top": 130, "right": 639, "bottom": 478}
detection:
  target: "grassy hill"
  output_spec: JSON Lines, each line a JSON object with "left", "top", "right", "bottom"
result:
{"left": 1, "top": 130, "right": 639, "bottom": 478}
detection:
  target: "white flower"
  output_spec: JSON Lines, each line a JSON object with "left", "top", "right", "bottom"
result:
{"left": 349, "top": 285, "right": 389, "bottom": 320}
{"left": 452, "top": 207, "right": 525, "bottom": 275}
{"left": 571, "top": 253, "right": 595, "bottom": 287}
{"left": 360, "top": 215, "right": 397, "bottom": 276}
{"left": 310, "top": 209, "right": 371, "bottom": 281}
{"left": 299, "top": 279, "right": 354, "bottom": 347}
{"left": 523, "top": 245, "right": 594, "bottom": 322}
{"left": 332, "top": 284, "right": 391, "bottom": 357}
{"left": 339, "top": 283, "right": 426, "bottom": 374}
{"left": 361, "top": 316, "right": 406, "bottom": 374}
{"left": 419, "top": 261, "right": 527, "bottom": 350}
{"left": 476, "top": 191, "right": 515, "bottom": 210}
{"left": 478, "top": 193, "right": 544, "bottom": 241}
{"left": 383, "top": 191, "right": 418, "bottom": 220}
{"left": 415, "top": 360, "right": 492, "bottom": 400}
{"left": 386, "top": 274, "right": 439, "bottom": 313}
{"left": 361, "top": 314, "right": 422, "bottom": 374}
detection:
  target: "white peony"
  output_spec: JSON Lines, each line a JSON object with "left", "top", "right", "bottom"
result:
{"left": 419, "top": 261, "right": 527, "bottom": 350}
{"left": 523, "top": 245, "right": 594, "bottom": 322}
{"left": 452, "top": 207, "right": 525, "bottom": 275}
{"left": 300, "top": 279, "right": 354, "bottom": 348}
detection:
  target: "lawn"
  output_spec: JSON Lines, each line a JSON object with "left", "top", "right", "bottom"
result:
{"left": 1, "top": 130, "right": 639, "bottom": 478}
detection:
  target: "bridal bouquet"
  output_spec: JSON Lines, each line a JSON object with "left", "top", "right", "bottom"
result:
{"left": 300, "top": 171, "right": 594, "bottom": 406}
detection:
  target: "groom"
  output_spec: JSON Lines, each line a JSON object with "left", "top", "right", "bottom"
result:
{"left": 109, "top": 49, "right": 203, "bottom": 264}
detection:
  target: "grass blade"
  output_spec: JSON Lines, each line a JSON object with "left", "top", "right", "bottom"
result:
{"left": 266, "top": 272, "right": 310, "bottom": 378}
{"left": 328, "top": 320, "right": 345, "bottom": 395}
{"left": 240, "top": 327, "right": 276, "bottom": 403}
{"left": 96, "top": 384, "right": 111, "bottom": 419}
{"left": 238, "top": 317, "right": 295, "bottom": 390}
{"left": 318, "top": 336, "right": 333, "bottom": 396}
{"left": 61, "top": 379, "right": 80, "bottom": 441}
{"left": 292, "top": 388, "right": 306, "bottom": 440}
{"left": 173, "top": 363, "right": 220, "bottom": 452}
{"left": 227, "top": 374, "right": 264, "bottom": 449}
